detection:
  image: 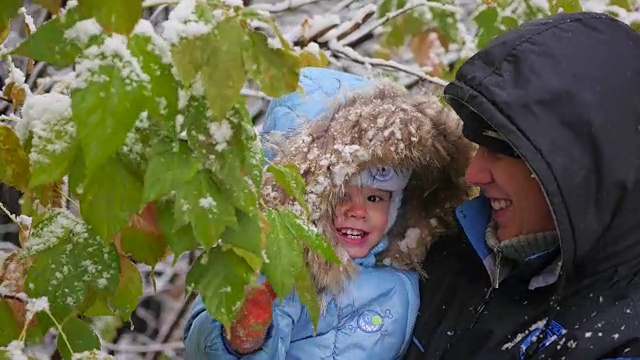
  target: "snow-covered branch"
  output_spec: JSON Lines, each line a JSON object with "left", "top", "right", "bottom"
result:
{"left": 339, "top": 0, "right": 463, "bottom": 47}
{"left": 328, "top": 40, "right": 448, "bottom": 87}
{"left": 252, "top": 0, "right": 324, "bottom": 13}
{"left": 103, "top": 341, "right": 184, "bottom": 353}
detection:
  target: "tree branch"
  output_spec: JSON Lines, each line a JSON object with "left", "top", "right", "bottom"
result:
{"left": 103, "top": 341, "right": 184, "bottom": 353}
{"left": 339, "top": 0, "right": 462, "bottom": 47}
{"left": 327, "top": 40, "right": 448, "bottom": 87}
{"left": 251, "top": 0, "right": 324, "bottom": 13}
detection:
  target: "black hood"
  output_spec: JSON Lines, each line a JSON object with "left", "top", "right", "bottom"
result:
{"left": 444, "top": 12, "right": 640, "bottom": 278}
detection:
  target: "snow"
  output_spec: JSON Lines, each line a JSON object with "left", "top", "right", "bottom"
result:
{"left": 73, "top": 34, "right": 150, "bottom": 90}
{"left": 161, "top": 0, "right": 214, "bottom": 45}
{"left": 222, "top": 0, "right": 244, "bottom": 7}
{"left": 133, "top": 20, "right": 172, "bottom": 64}
{"left": 23, "top": 209, "right": 75, "bottom": 254}
{"left": 18, "top": 7, "right": 37, "bottom": 33}
{"left": 317, "top": 4, "right": 377, "bottom": 43}
{"left": 199, "top": 196, "right": 216, "bottom": 209}
{"left": 502, "top": 318, "right": 548, "bottom": 350}
{"left": 64, "top": 18, "right": 102, "bottom": 45}
{"left": 122, "top": 111, "right": 150, "bottom": 163}
{"left": 398, "top": 227, "right": 420, "bottom": 252}
{"left": 25, "top": 297, "right": 49, "bottom": 321}
{"left": 209, "top": 120, "right": 233, "bottom": 152}
{"left": 4, "top": 341, "right": 28, "bottom": 360}
{"left": 20, "top": 93, "right": 74, "bottom": 165}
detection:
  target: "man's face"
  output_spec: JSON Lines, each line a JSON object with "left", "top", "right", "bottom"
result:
{"left": 333, "top": 186, "right": 391, "bottom": 258}
{"left": 465, "top": 147, "right": 556, "bottom": 241}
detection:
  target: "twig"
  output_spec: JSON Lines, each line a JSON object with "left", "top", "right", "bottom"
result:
{"left": 149, "top": 5, "right": 169, "bottom": 25}
{"left": 0, "top": 291, "right": 28, "bottom": 303}
{"left": 327, "top": 40, "right": 448, "bottom": 87}
{"left": 330, "top": 0, "right": 357, "bottom": 12}
{"left": 252, "top": 0, "right": 324, "bottom": 13}
{"left": 142, "top": 0, "right": 179, "bottom": 8}
{"left": 339, "top": 0, "right": 462, "bottom": 47}
{"left": 26, "top": 62, "right": 48, "bottom": 89}
{"left": 241, "top": 88, "right": 271, "bottom": 100}
{"left": 104, "top": 341, "right": 184, "bottom": 353}
{"left": 0, "top": 200, "right": 27, "bottom": 233}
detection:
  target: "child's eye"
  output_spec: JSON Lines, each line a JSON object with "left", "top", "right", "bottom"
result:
{"left": 367, "top": 195, "right": 384, "bottom": 202}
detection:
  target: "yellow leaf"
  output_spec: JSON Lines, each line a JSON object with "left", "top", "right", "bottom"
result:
{"left": 0, "top": 26, "right": 9, "bottom": 45}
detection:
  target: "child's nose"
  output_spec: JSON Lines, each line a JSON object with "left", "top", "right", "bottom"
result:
{"left": 344, "top": 201, "right": 367, "bottom": 219}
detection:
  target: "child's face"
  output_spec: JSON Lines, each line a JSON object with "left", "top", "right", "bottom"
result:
{"left": 332, "top": 186, "right": 391, "bottom": 258}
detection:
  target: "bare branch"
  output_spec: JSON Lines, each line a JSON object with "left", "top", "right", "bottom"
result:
{"left": 327, "top": 40, "right": 448, "bottom": 87}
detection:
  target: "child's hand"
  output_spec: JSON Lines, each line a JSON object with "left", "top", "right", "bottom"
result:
{"left": 228, "top": 281, "right": 277, "bottom": 354}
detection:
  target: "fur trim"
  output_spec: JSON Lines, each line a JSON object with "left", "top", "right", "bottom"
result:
{"left": 262, "top": 79, "right": 473, "bottom": 294}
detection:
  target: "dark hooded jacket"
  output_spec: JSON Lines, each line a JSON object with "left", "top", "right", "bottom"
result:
{"left": 405, "top": 12, "right": 640, "bottom": 360}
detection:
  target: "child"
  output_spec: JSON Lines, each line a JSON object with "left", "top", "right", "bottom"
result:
{"left": 183, "top": 67, "right": 472, "bottom": 359}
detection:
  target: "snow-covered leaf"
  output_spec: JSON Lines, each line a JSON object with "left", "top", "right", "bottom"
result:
{"left": 243, "top": 30, "right": 300, "bottom": 98}
{"left": 25, "top": 210, "right": 120, "bottom": 320}
{"left": 80, "top": 156, "right": 143, "bottom": 241}
{"left": 58, "top": 317, "right": 101, "bottom": 359}
{"left": 262, "top": 209, "right": 304, "bottom": 300}
{"left": 187, "top": 247, "right": 255, "bottom": 331}
{"left": 129, "top": 22, "right": 179, "bottom": 124}
{"left": 21, "top": 94, "right": 77, "bottom": 188}
{"left": 267, "top": 163, "right": 309, "bottom": 214}
{"left": 78, "top": 0, "right": 143, "bottom": 35}
{"left": 174, "top": 171, "right": 237, "bottom": 247}
{"left": 142, "top": 142, "right": 199, "bottom": 203}
{"left": 12, "top": 8, "right": 95, "bottom": 67}
{"left": 280, "top": 209, "right": 340, "bottom": 264}
{"left": 71, "top": 35, "right": 149, "bottom": 172}
{"left": 0, "top": 125, "right": 30, "bottom": 191}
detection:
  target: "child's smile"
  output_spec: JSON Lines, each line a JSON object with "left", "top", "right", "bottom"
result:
{"left": 333, "top": 186, "right": 391, "bottom": 258}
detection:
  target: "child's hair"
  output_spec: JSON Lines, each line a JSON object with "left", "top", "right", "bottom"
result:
{"left": 348, "top": 166, "right": 412, "bottom": 234}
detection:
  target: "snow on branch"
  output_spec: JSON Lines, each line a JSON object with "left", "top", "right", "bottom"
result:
{"left": 339, "top": 0, "right": 463, "bottom": 47}
{"left": 252, "top": 0, "right": 325, "bottom": 13}
{"left": 328, "top": 40, "right": 448, "bottom": 87}
{"left": 103, "top": 341, "right": 184, "bottom": 353}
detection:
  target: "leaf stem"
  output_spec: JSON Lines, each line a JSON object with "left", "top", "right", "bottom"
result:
{"left": 46, "top": 310, "right": 74, "bottom": 356}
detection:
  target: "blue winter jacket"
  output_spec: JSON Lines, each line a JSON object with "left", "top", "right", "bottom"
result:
{"left": 183, "top": 67, "right": 472, "bottom": 359}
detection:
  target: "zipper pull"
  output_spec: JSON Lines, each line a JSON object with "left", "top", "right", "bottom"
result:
{"left": 494, "top": 248, "right": 503, "bottom": 288}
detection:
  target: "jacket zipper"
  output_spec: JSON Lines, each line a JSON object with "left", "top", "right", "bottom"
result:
{"left": 469, "top": 248, "right": 503, "bottom": 328}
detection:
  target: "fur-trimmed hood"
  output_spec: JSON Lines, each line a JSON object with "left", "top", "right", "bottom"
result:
{"left": 261, "top": 68, "right": 473, "bottom": 293}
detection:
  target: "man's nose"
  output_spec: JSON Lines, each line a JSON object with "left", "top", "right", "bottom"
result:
{"left": 465, "top": 148, "right": 492, "bottom": 186}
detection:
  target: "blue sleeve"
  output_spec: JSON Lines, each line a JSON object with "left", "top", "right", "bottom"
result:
{"left": 183, "top": 295, "right": 304, "bottom": 359}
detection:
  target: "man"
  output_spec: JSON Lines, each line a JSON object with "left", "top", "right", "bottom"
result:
{"left": 406, "top": 11, "right": 640, "bottom": 359}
